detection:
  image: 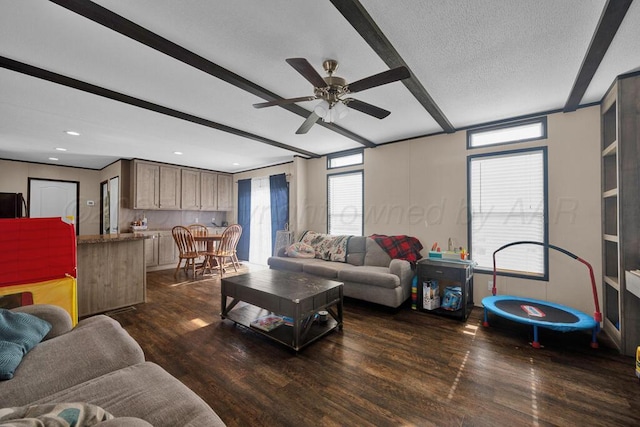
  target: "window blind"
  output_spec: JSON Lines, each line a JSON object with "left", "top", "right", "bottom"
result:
{"left": 328, "top": 171, "right": 363, "bottom": 236}
{"left": 469, "top": 149, "right": 546, "bottom": 276}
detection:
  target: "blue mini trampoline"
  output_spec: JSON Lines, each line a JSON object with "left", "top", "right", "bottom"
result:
{"left": 482, "top": 241, "right": 602, "bottom": 349}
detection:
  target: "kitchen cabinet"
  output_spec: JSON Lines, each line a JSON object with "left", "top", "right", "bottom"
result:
{"left": 200, "top": 171, "right": 218, "bottom": 211}
{"left": 158, "top": 231, "right": 178, "bottom": 265}
{"left": 139, "top": 230, "right": 179, "bottom": 271}
{"left": 159, "top": 165, "right": 181, "bottom": 209}
{"left": 130, "top": 159, "right": 230, "bottom": 211}
{"left": 131, "top": 160, "right": 181, "bottom": 210}
{"left": 217, "top": 173, "right": 233, "bottom": 211}
{"left": 182, "top": 170, "right": 220, "bottom": 211}
{"left": 144, "top": 232, "right": 159, "bottom": 267}
{"left": 132, "top": 161, "right": 159, "bottom": 209}
{"left": 181, "top": 168, "right": 201, "bottom": 210}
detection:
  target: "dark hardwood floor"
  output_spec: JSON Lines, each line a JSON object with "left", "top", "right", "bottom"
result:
{"left": 108, "top": 266, "right": 640, "bottom": 426}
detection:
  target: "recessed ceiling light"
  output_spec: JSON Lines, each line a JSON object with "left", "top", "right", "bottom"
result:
{"left": 174, "top": 151, "right": 183, "bottom": 155}
{"left": 232, "top": 162, "right": 240, "bottom": 166}
{"left": 55, "top": 147, "right": 67, "bottom": 151}
{"left": 64, "top": 130, "right": 80, "bottom": 136}
{"left": 49, "top": 157, "right": 59, "bottom": 161}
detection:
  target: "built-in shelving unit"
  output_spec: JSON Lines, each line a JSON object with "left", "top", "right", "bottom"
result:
{"left": 600, "top": 72, "right": 640, "bottom": 356}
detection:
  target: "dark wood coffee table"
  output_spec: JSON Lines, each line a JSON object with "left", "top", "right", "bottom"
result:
{"left": 220, "top": 269, "right": 343, "bottom": 351}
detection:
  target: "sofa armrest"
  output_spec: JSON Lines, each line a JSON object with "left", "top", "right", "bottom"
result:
{"left": 11, "top": 304, "right": 73, "bottom": 340}
{"left": 389, "top": 259, "right": 414, "bottom": 288}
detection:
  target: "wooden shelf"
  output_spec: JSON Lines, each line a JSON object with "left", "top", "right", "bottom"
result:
{"left": 602, "top": 141, "right": 617, "bottom": 157}
{"left": 223, "top": 304, "right": 340, "bottom": 350}
{"left": 604, "top": 275, "right": 619, "bottom": 290}
{"left": 600, "top": 73, "right": 640, "bottom": 356}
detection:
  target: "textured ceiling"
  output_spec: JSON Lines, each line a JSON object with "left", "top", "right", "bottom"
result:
{"left": 0, "top": 0, "right": 638, "bottom": 172}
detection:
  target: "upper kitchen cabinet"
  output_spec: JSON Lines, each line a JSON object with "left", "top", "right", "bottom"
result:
{"left": 131, "top": 160, "right": 159, "bottom": 209}
{"left": 183, "top": 170, "right": 220, "bottom": 211}
{"left": 159, "top": 165, "right": 181, "bottom": 209}
{"left": 217, "top": 174, "right": 233, "bottom": 211}
{"left": 181, "top": 168, "right": 201, "bottom": 210}
{"left": 200, "top": 171, "right": 218, "bottom": 211}
{"left": 131, "top": 160, "right": 181, "bottom": 210}
{"left": 128, "top": 159, "right": 232, "bottom": 212}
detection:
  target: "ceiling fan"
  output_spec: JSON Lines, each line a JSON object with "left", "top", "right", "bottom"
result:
{"left": 253, "top": 58, "right": 410, "bottom": 134}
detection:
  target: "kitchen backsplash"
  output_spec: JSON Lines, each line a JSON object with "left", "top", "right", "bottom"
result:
{"left": 123, "top": 208, "right": 228, "bottom": 231}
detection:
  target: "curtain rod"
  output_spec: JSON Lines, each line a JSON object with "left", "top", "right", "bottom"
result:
{"left": 234, "top": 173, "right": 291, "bottom": 184}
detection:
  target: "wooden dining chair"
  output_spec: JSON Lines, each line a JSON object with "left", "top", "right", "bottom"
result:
{"left": 208, "top": 224, "right": 242, "bottom": 277}
{"left": 187, "top": 223, "right": 208, "bottom": 261}
{"left": 171, "top": 226, "right": 200, "bottom": 278}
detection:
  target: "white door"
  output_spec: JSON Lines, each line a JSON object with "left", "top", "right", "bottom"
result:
{"left": 29, "top": 179, "right": 79, "bottom": 229}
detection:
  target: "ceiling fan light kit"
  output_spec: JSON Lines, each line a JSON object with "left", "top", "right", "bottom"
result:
{"left": 253, "top": 58, "right": 410, "bottom": 133}
{"left": 314, "top": 99, "right": 348, "bottom": 123}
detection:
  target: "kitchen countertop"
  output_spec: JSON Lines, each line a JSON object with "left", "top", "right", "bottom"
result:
{"left": 77, "top": 233, "right": 152, "bottom": 244}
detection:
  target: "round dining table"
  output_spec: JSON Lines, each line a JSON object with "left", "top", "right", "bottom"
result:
{"left": 192, "top": 232, "right": 222, "bottom": 275}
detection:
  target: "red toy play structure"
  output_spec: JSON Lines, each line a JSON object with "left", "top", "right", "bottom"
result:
{"left": 0, "top": 217, "right": 78, "bottom": 324}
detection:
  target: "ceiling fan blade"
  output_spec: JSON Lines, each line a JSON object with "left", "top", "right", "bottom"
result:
{"left": 286, "top": 58, "right": 328, "bottom": 88}
{"left": 345, "top": 99, "right": 391, "bottom": 119}
{"left": 295, "top": 112, "right": 320, "bottom": 134}
{"left": 347, "top": 66, "right": 410, "bottom": 93}
{"left": 253, "top": 96, "right": 317, "bottom": 108}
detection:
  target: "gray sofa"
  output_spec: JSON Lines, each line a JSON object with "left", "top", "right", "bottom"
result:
{"left": 267, "top": 236, "right": 414, "bottom": 308}
{"left": 1, "top": 304, "right": 225, "bottom": 427}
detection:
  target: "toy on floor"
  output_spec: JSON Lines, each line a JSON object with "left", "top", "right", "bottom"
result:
{"left": 482, "top": 241, "right": 601, "bottom": 349}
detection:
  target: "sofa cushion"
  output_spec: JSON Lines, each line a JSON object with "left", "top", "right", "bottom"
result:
{"left": 346, "top": 236, "right": 366, "bottom": 266}
{"left": 0, "top": 309, "right": 52, "bottom": 380}
{"left": 33, "top": 362, "right": 226, "bottom": 427}
{"left": 1, "top": 315, "right": 145, "bottom": 408}
{"left": 267, "top": 256, "right": 323, "bottom": 272}
{"left": 302, "top": 261, "right": 355, "bottom": 279}
{"left": 364, "top": 238, "right": 392, "bottom": 267}
{"left": 338, "top": 266, "right": 400, "bottom": 289}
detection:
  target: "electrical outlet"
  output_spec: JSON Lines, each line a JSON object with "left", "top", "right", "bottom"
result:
{"left": 488, "top": 280, "right": 493, "bottom": 291}
{"left": 195, "top": 217, "right": 198, "bottom": 223}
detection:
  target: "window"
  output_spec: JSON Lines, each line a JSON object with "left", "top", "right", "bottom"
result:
{"left": 328, "top": 170, "right": 363, "bottom": 235}
{"left": 327, "top": 149, "right": 363, "bottom": 169}
{"left": 468, "top": 147, "right": 548, "bottom": 279}
{"left": 467, "top": 117, "right": 547, "bottom": 149}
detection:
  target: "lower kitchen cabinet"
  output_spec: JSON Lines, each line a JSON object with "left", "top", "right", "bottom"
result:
{"left": 140, "top": 230, "right": 180, "bottom": 271}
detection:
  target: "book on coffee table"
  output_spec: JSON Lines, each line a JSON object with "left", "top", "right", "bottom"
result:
{"left": 250, "top": 314, "right": 284, "bottom": 332}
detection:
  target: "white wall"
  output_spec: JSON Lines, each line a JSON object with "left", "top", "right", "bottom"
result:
{"left": 298, "top": 106, "right": 602, "bottom": 315}
{"left": 0, "top": 159, "right": 102, "bottom": 234}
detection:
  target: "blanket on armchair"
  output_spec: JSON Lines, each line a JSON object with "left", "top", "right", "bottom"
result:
{"left": 370, "top": 234, "right": 423, "bottom": 264}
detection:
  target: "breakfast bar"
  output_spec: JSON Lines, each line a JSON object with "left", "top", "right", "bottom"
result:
{"left": 76, "top": 233, "right": 149, "bottom": 317}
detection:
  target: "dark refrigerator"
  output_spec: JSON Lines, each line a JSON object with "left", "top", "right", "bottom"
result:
{"left": 0, "top": 192, "right": 27, "bottom": 218}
